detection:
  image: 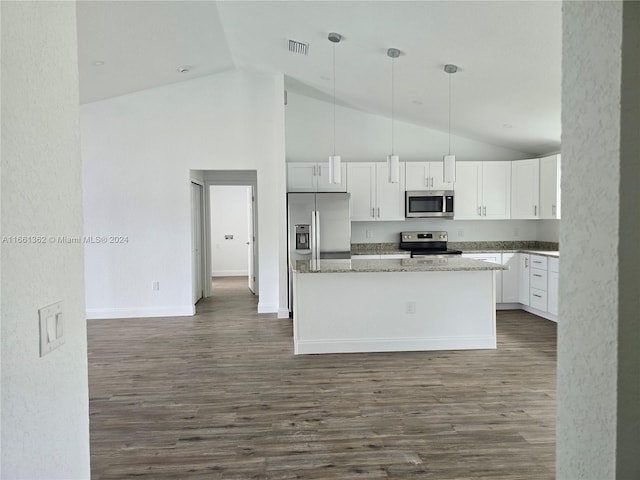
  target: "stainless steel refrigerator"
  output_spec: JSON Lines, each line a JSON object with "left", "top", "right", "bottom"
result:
{"left": 287, "top": 192, "right": 351, "bottom": 312}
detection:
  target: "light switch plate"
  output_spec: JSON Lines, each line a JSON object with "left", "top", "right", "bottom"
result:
{"left": 39, "top": 300, "right": 65, "bottom": 357}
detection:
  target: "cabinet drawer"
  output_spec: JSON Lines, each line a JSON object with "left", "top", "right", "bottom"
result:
{"left": 530, "top": 288, "right": 547, "bottom": 311}
{"left": 548, "top": 257, "right": 559, "bottom": 273}
{"left": 531, "top": 268, "right": 548, "bottom": 291}
{"left": 530, "top": 255, "right": 548, "bottom": 270}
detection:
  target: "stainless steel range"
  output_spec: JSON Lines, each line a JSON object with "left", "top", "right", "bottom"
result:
{"left": 399, "top": 231, "right": 463, "bottom": 258}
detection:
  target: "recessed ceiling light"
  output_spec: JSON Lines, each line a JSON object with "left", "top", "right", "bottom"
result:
{"left": 412, "top": 100, "right": 423, "bottom": 105}
{"left": 503, "top": 123, "right": 513, "bottom": 128}
{"left": 92, "top": 60, "right": 105, "bottom": 67}
{"left": 177, "top": 65, "right": 192, "bottom": 74}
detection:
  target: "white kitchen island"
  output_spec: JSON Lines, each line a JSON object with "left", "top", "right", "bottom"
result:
{"left": 292, "top": 257, "right": 507, "bottom": 355}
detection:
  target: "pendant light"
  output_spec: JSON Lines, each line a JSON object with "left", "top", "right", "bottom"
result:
{"left": 443, "top": 64, "right": 458, "bottom": 183}
{"left": 387, "top": 48, "right": 401, "bottom": 183}
{"left": 328, "top": 32, "right": 342, "bottom": 184}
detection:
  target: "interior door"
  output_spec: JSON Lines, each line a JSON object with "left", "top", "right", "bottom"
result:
{"left": 191, "top": 182, "right": 204, "bottom": 304}
{"left": 247, "top": 186, "right": 255, "bottom": 293}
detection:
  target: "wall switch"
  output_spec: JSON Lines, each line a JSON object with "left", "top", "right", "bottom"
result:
{"left": 152, "top": 281, "right": 160, "bottom": 291}
{"left": 406, "top": 301, "right": 416, "bottom": 314}
{"left": 365, "top": 229, "right": 373, "bottom": 239}
{"left": 39, "top": 301, "right": 65, "bottom": 357}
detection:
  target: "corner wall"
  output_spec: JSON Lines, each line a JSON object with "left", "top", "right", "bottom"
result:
{"left": 1, "top": 2, "right": 90, "bottom": 478}
{"left": 81, "top": 69, "right": 287, "bottom": 318}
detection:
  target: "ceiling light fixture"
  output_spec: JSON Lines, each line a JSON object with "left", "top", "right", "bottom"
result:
{"left": 443, "top": 64, "right": 458, "bottom": 183}
{"left": 177, "top": 65, "right": 191, "bottom": 74}
{"left": 387, "top": 48, "right": 401, "bottom": 184}
{"left": 92, "top": 60, "right": 105, "bottom": 67}
{"left": 328, "top": 32, "right": 343, "bottom": 184}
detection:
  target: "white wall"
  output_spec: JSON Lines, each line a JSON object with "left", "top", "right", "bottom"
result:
{"left": 1, "top": 2, "right": 91, "bottom": 478}
{"left": 352, "top": 219, "right": 539, "bottom": 243}
{"left": 81, "top": 68, "right": 287, "bottom": 318}
{"left": 286, "top": 91, "right": 530, "bottom": 163}
{"left": 210, "top": 186, "right": 251, "bottom": 276}
{"left": 536, "top": 219, "right": 560, "bottom": 243}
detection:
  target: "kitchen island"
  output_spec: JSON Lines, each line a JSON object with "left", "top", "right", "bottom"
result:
{"left": 291, "top": 257, "right": 507, "bottom": 355}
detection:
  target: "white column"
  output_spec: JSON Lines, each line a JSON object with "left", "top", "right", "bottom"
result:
{"left": 559, "top": 2, "right": 640, "bottom": 478}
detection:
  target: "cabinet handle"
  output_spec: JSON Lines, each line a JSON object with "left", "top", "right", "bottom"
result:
{"left": 318, "top": 165, "right": 321, "bottom": 176}
{"left": 525, "top": 257, "right": 529, "bottom": 268}
{"left": 483, "top": 206, "right": 487, "bottom": 216}
{"left": 533, "top": 274, "right": 542, "bottom": 277}
{"left": 431, "top": 177, "right": 434, "bottom": 187}
{"left": 372, "top": 208, "right": 375, "bottom": 218}
{"left": 377, "top": 207, "right": 380, "bottom": 218}
{"left": 533, "top": 294, "right": 542, "bottom": 298}
{"left": 552, "top": 204, "right": 556, "bottom": 216}
{"left": 534, "top": 205, "right": 537, "bottom": 216}
{"left": 313, "top": 165, "right": 317, "bottom": 176}
{"left": 477, "top": 206, "right": 482, "bottom": 216}
{"left": 425, "top": 177, "right": 429, "bottom": 187}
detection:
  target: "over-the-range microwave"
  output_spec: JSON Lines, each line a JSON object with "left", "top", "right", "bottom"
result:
{"left": 405, "top": 190, "right": 454, "bottom": 218}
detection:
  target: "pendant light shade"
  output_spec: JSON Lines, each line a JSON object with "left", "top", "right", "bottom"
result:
{"left": 443, "top": 64, "right": 458, "bottom": 183}
{"left": 329, "top": 155, "right": 341, "bottom": 184}
{"left": 387, "top": 154, "right": 400, "bottom": 183}
{"left": 328, "top": 32, "right": 343, "bottom": 184}
{"left": 387, "top": 48, "right": 401, "bottom": 183}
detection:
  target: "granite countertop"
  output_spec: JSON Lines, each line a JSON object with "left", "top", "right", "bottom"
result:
{"left": 293, "top": 257, "right": 508, "bottom": 274}
{"left": 351, "top": 241, "right": 560, "bottom": 258}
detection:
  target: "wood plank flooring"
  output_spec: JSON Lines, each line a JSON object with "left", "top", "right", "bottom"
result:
{"left": 88, "top": 276, "right": 556, "bottom": 479}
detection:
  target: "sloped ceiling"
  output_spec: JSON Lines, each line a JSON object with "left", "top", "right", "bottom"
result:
{"left": 76, "top": 1, "right": 561, "bottom": 156}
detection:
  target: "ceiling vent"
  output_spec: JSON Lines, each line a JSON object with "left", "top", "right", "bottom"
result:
{"left": 288, "top": 39, "right": 309, "bottom": 56}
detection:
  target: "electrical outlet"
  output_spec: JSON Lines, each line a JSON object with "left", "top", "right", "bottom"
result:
{"left": 366, "top": 229, "right": 373, "bottom": 239}
{"left": 39, "top": 301, "right": 65, "bottom": 357}
{"left": 457, "top": 229, "right": 464, "bottom": 238}
{"left": 406, "top": 301, "right": 416, "bottom": 314}
{"left": 152, "top": 281, "right": 160, "bottom": 291}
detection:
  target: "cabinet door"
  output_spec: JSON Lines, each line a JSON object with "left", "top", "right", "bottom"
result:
{"left": 405, "top": 162, "right": 431, "bottom": 190}
{"left": 376, "top": 162, "right": 405, "bottom": 221}
{"left": 518, "top": 254, "right": 530, "bottom": 305}
{"left": 501, "top": 253, "right": 520, "bottom": 303}
{"left": 347, "top": 163, "right": 376, "bottom": 221}
{"left": 511, "top": 159, "right": 540, "bottom": 219}
{"left": 482, "top": 161, "right": 511, "bottom": 219}
{"left": 429, "top": 161, "right": 454, "bottom": 190}
{"left": 287, "top": 163, "right": 317, "bottom": 192}
{"left": 462, "top": 253, "right": 502, "bottom": 303}
{"left": 317, "top": 163, "right": 347, "bottom": 192}
{"left": 454, "top": 162, "right": 482, "bottom": 219}
{"left": 540, "top": 154, "right": 561, "bottom": 219}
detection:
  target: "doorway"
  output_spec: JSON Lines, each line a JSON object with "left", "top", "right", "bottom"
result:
{"left": 209, "top": 185, "right": 256, "bottom": 294}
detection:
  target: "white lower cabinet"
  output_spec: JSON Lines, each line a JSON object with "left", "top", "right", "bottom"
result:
{"left": 501, "top": 253, "right": 520, "bottom": 303}
{"left": 547, "top": 257, "right": 559, "bottom": 315}
{"left": 462, "top": 253, "right": 502, "bottom": 303}
{"left": 518, "top": 254, "right": 530, "bottom": 305}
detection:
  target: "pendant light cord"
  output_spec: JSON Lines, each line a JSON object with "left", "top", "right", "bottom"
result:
{"left": 332, "top": 42, "right": 336, "bottom": 156}
{"left": 391, "top": 57, "right": 395, "bottom": 155}
{"left": 448, "top": 72, "right": 452, "bottom": 156}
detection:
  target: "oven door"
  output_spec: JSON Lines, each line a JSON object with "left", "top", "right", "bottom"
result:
{"left": 405, "top": 191, "right": 454, "bottom": 218}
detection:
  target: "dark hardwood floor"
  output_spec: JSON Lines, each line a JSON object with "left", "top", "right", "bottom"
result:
{"left": 88, "top": 277, "right": 556, "bottom": 479}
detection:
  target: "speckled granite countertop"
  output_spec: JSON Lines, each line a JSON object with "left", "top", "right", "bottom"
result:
{"left": 293, "top": 257, "right": 507, "bottom": 274}
{"left": 351, "top": 241, "right": 559, "bottom": 257}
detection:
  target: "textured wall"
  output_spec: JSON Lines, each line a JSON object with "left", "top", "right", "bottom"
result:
{"left": 558, "top": 1, "right": 639, "bottom": 478}
{"left": 1, "top": 2, "right": 90, "bottom": 478}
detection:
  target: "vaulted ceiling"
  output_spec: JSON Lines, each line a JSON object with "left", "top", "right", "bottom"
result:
{"left": 77, "top": 1, "right": 561, "bottom": 156}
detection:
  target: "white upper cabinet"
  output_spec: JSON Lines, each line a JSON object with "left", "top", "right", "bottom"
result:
{"left": 511, "top": 158, "right": 540, "bottom": 219}
{"left": 287, "top": 162, "right": 347, "bottom": 192}
{"left": 540, "top": 154, "right": 561, "bottom": 219}
{"left": 405, "top": 162, "right": 453, "bottom": 191}
{"left": 455, "top": 161, "right": 511, "bottom": 219}
{"left": 347, "top": 162, "right": 405, "bottom": 221}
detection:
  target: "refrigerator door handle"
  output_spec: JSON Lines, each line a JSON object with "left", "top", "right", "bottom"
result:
{"left": 310, "top": 210, "right": 316, "bottom": 261}
{"left": 315, "top": 210, "right": 321, "bottom": 262}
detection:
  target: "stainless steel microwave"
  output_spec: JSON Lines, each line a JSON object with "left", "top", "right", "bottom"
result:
{"left": 405, "top": 190, "right": 454, "bottom": 218}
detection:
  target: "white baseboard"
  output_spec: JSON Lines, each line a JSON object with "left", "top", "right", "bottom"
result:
{"left": 497, "top": 303, "right": 522, "bottom": 310}
{"left": 522, "top": 305, "right": 558, "bottom": 322}
{"left": 278, "top": 308, "right": 290, "bottom": 319}
{"left": 86, "top": 305, "right": 195, "bottom": 319}
{"left": 212, "top": 270, "right": 248, "bottom": 277}
{"left": 294, "top": 335, "right": 497, "bottom": 355}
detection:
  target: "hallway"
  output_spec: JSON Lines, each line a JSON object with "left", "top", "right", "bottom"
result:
{"left": 88, "top": 278, "right": 556, "bottom": 479}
